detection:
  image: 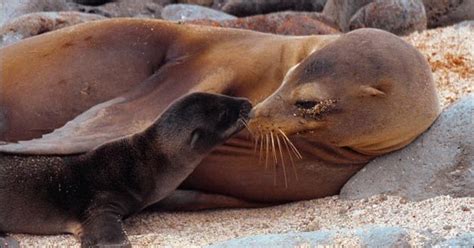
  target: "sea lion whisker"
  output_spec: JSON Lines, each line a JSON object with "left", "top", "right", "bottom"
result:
{"left": 270, "top": 131, "right": 278, "bottom": 186}
{"left": 277, "top": 128, "right": 297, "bottom": 158}
{"left": 265, "top": 133, "right": 270, "bottom": 170}
{"left": 244, "top": 120, "right": 254, "bottom": 138}
{"left": 259, "top": 134, "right": 264, "bottom": 165}
{"left": 239, "top": 119, "right": 253, "bottom": 139}
{"left": 279, "top": 129, "right": 298, "bottom": 181}
{"left": 270, "top": 132, "right": 278, "bottom": 165}
{"left": 276, "top": 133, "right": 288, "bottom": 188}
{"left": 253, "top": 134, "right": 259, "bottom": 155}
{"left": 278, "top": 129, "right": 303, "bottom": 159}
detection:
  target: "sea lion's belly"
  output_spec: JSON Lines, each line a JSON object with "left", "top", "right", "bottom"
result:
{"left": 183, "top": 133, "right": 370, "bottom": 203}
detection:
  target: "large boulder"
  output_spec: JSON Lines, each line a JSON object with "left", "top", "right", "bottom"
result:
{"left": 348, "top": 0, "right": 426, "bottom": 35}
{"left": 212, "top": 0, "right": 328, "bottom": 17}
{"left": 0, "top": 0, "right": 171, "bottom": 25}
{"left": 0, "top": 11, "right": 104, "bottom": 47}
{"left": 208, "top": 226, "right": 411, "bottom": 247}
{"left": 189, "top": 11, "right": 340, "bottom": 35}
{"left": 0, "top": 0, "right": 70, "bottom": 26}
{"left": 341, "top": 94, "right": 474, "bottom": 200}
{"left": 162, "top": 4, "right": 236, "bottom": 21}
{"left": 323, "top": 0, "right": 427, "bottom": 35}
{"left": 438, "top": 233, "right": 474, "bottom": 247}
{"left": 423, "top": 0, "right": 474, "bottom": 28}
{"left": 177, "top": 0, "right": 214, "bottom": 7}
{"left": 72, "top": 0, "right": 112, "bottom": 6}
{"left": 69, "top": 0, "right": 169, "bottom": 18}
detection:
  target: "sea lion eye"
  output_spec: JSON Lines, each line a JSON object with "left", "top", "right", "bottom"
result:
{"left": 294, "top": 99, "right": 338, "bottom": 119}
{"left": 218, "top": 109, "right": 230, "bottom": 121}
{"left": 295, "top": 100, "right": 319, "bottom": 109}
{"left": 190, "top": 129, "right": 203, "bottom": 148}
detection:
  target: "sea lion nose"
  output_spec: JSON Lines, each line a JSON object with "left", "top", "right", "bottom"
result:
{"left": 239, "top": 101, "right": 252, "bottom": 119}
{"left": 249, "top": 106, "right": 270, "bottom": 119}
{"left": 248, "top": 109, "right": 256, "bottom": 119}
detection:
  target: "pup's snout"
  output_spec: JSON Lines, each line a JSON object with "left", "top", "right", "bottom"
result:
{"left": 239, "top": 100, "right": 253, "bottom": 120}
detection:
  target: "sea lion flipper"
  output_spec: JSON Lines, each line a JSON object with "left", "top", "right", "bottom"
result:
{"left": 149, "top": 190, "right": 268, "bottom": 211}
{"left": 0, "top": 82, "right": 170, "bottom": 155}
{"left": 0, "top": 68, "right": 195, "bottom": 155}
{"left": 80, "top": 213, "right": 130, "bottom": 248}
{"left": 0, "top": 96, "right": 131, "bottom": 155}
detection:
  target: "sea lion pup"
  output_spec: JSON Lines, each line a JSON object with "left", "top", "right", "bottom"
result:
{"left": 0, "top": 19, "right": 440, "bottom": 207}
{"left": 0, "top": 92, "right": 252, "bottom": 247}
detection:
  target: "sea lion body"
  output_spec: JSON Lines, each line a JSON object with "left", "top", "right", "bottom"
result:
{"left": 0, "top": 93, "right": 251, "bottom": 247}
{"left": 0, "top": 19, "right": 440, "bottom": 205}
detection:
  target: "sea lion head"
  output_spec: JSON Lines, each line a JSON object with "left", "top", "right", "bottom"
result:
{"left": 149, "top": 92, "right": 252, "bottom": 159}
{"left": 249, "top": 29, "right": 440, "bottom": 155}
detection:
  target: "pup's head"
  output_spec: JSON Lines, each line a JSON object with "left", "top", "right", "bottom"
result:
{"left": 150, "top": 92, "right": 252, "bottom": 160}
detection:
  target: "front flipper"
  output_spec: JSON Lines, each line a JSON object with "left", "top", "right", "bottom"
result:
{"left": 80, "top": 213, "right": 130, "bottom": 248}
{"left": 0, "top": 69, "right": 191, "bottom": 155}
{"left": 0, "top": 233, "right": 19, "bottom": 248}
{"left": 148, "top": 190, "right": 269, "bottom": 211}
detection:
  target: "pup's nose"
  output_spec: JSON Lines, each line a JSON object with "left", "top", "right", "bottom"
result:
{"left": 239, "top": 100, "right": 253, "bottom": 119}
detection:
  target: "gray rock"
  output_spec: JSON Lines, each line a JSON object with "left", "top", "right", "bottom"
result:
{"left": 0, "top": 234, "right": 19, "bottom": 248}
{"left": 71, "top": 0, "right": 169, "bottom": 19}
{"left": 423, "top": 0, "right": 474, "bottom": 28}
{"left": 73, "top": 0, "right": 112, "bottom": 6}
{"left": 187, "top": 11, "right": 340, "bottom": 35}
{"left": 322, "top": 0, "right": 373, "bottom": 32}
{"left": 341, "top": 94, "right": 474, "bottom": 201}
{"left": 0, "top": 0, "right": 170, "bottom": 25}
{"left": 0, "top": 0, "right": 70, "bottom": 26}
{"left": 177, "top": 0, "right": 214, "bottom": 7}
{"left": 208, "top": 231, "right": 334, "bottom": 247}
{"left": 162, "top": 4, "right": 236, "bottom": 21}
{"left": 213, "top": 0, "right": 328, "bottom": 17}
{"left": 349, "top": 0, "right": 427, "bottom": 36}
{"left": 355, "top": 227, "right": 410, "bottom": 247}
{"left": 323, "top": 0, "right": 427, "bottom": 35}
{"left": 208, "top": 226, "right": 410, "bottom": 247}
{"left": 437, "top": 233, "right": 474, "bottom": 247}
{"left": 0, "top": 11, "right": 104, "bottom": 47}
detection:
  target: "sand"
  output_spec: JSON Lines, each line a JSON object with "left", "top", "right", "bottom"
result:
{"left": 12, "top": 22, "right": 474, "bottom": 247}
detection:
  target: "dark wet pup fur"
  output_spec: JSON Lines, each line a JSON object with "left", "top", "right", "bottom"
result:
{"left": 0, "top": 93, "right": 251, "bottom": 248}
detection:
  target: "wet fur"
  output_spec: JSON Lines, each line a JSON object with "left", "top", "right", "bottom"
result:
{"left": 0, "top": 93, "right": 251, "bottom": 247}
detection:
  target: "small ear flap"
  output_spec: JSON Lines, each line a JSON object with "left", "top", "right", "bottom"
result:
{"left": 358, "top": 85, "right": 386, "bottom": 97}
{"left": 190, "top": 129, "right": 202, "bottom": 149}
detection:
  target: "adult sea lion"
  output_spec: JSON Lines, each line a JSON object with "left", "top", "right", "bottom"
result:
{"left": 0, "top": 19, "right": 440, "bottom": 207}
{"left": 0, "top": 92, "right": 251, "bottom": 247}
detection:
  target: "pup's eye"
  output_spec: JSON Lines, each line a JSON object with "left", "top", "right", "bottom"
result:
{"left": 190, "top": 129, "right": 203, "bottom": 148}
{"left": 295, "top": 100, "right": 319, "bottom": 109}
{"left": 218, "top": 109, "right": 230, "bottom": 120}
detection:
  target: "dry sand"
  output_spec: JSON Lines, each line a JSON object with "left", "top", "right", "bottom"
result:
{"left": 13, "top": 22, "right": 474, "bottom": 247}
